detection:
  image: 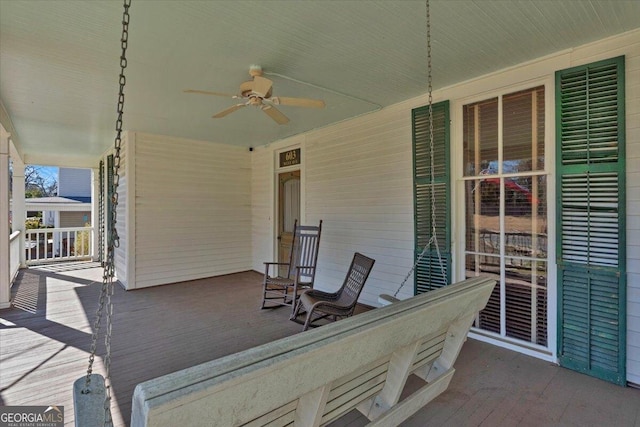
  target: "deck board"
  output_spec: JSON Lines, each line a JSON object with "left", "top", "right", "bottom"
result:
{"left": 1, "top": 262, "right": 639, "bottom": 426}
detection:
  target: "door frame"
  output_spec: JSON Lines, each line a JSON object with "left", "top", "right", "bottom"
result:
{"left": 274, "top": 145, "right": 305, "bottom": 262}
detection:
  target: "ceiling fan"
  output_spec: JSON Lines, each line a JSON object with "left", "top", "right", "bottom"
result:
{"left": 184, "top": 65, "right": 325, "bottom": 125}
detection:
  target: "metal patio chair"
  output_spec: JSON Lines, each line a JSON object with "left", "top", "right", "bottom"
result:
{"left": 291, "top": 252, "right": 375, "bottom": 331}
{"left": 261, "top": 220, "right": 323, "bottom": 316}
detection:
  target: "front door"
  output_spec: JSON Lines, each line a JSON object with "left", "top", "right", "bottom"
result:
{"left": 278, "top": 170, "right": 300, "bottom": 276}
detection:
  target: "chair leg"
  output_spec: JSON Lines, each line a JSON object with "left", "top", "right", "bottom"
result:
{"left": 303, "top": 308, "right": 314, "bottom": 331}
{"left": 290, "top": 294, "right": 298, "bottom": 318}
{"left": 290, "top": 282, "right": 298, "bottom": 318}
{"left": 261, "top": 267, "right": 269, "bottom": 309}
{"left": 260, "top": 283, "right": 267, "bottom": 309}
{"left": 291, "top": 299, "right": 302, "bottom": 321}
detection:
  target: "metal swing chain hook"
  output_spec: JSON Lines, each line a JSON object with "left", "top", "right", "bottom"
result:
{"left": 83, "top": 0, "right": 131, "bottom": 425}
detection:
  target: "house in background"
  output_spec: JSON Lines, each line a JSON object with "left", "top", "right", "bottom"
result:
{"left": 42, "top": 168, "right": 92, "bottom": 228}
{"left": 18, "top": 168, "right": 92, "bottom": 228}
{"left": 10, "top": 167, "right": 94, "bottom": 262}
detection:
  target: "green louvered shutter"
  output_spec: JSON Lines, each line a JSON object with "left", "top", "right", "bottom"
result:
{"left": 556, "top": 56, "right": 626, "bottom": 385}
{"left": 413, "top": 101, "right": 451, "bottom": 293}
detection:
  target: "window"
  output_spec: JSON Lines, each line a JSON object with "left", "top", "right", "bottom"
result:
{"left": 462, "top": 86, "right": 549, "bottom": 347}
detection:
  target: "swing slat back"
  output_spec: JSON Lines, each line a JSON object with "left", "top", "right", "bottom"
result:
{"left": 131, "top": 276, "right": 495, "bottom": 426}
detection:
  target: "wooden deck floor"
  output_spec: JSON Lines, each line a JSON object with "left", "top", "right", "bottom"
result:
{"left": 1, "top": 263, "right": 639, "bottom": 426}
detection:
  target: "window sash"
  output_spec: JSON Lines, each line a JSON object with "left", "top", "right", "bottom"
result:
{"left": 463, "top": 86, "right": 549, "bottom": 348}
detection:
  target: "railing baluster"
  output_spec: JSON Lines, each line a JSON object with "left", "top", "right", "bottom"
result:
{"left": 24, "top": 227, "right": 95, "bottom": 265}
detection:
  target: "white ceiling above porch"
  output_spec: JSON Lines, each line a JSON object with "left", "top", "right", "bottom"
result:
{"left": 1, "top": 0, "right": 639, "bottom": 167}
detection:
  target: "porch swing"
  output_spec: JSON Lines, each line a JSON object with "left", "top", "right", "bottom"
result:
{"left": 379, "top": 0, "right": 447, "bottom": 306}
{"left": 70, "top": 0, "right": 443, "bottom": 423}
{"left": 72, "top": 0, "right": 131, "bottom": 425}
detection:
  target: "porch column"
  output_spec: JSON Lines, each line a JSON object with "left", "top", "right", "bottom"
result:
{"left": 0, "top": 130, "right": 11, "bottom": 308}
{"left": 91, "top": 167, "right": 99, "bottom": 261}
{"left": 10, "top": 145, "right": 26, "bottom": 267}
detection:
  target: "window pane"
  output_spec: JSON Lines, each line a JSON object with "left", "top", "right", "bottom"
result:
{"left": 505, "top": 260, "right": 547, "bottom": 346}
{"left": 503, "top": 86, "right": 545, "bottom": 172}
{"left": 504, "top": 175, "right": 547, "bottom": 258}
{"left": 463, "top": 98, "right": 498, "bottom": 176}
{"left": 467, "top": 255, "right": 501, "bottom": 333}
{"left": 465, "top": 179, "right": 500, "bottom": 253}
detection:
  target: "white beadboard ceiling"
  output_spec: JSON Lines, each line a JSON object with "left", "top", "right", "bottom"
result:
{"left": 1, "top": 0, "right": 639, "bottom": 166}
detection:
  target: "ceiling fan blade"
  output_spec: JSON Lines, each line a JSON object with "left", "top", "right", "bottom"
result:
{"left": 262, "top": 105, "right": 289, "bottom": 125}
{"left": 252, "top": 75, "right": 273, "bottom": 98}
{"left": 213, "top": 104, "right": 245, "bottom": 118}
{"left": 184, "top": 89, "right": 237, "bottom": 98}
{"left": 271, "top": 96, "right": 325, "bottom": 108}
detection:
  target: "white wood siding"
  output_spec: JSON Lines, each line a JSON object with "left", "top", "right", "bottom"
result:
{"left": 113, "top": 135, "right": 128, "bottom": 288}
{"left": 134, "top": 133, "right": 251, "bottom": 288}
{"left": 58, "top": 167, "right": 91, "bottom": 198}
{"left": 59, "top": 211, "right": 91, "bottom": 228}
{"left": 305, "top": 109, "right": 415, "bottom": 307}
{"left": 251, "top": 146, "right": 273, "bottom": 272}
{"left": 250, "top": 117, "right": 417, "bottom": 308}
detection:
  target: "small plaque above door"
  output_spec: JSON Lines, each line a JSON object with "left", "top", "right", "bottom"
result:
{"left": 279, "top": 148, "right": 301, "bottom": 168}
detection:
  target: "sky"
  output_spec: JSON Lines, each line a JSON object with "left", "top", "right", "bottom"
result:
{"left": 31, "top": 165, "right": 58, "bottom": 185}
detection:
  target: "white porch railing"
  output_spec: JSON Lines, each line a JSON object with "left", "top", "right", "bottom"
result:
{"left": 25, "top": 227, "right": 94, "bottom": 265}
{"left": 10, "top": 230, "right": 21, "bottom": 283}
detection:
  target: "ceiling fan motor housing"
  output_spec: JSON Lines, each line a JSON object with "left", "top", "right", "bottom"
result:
{"left": 240, "top": 80, "right": 272, "bottom": 99}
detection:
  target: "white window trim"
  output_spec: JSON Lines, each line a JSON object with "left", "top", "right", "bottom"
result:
{"left": 451, "top": 75, "right": 558, "bottom": 361}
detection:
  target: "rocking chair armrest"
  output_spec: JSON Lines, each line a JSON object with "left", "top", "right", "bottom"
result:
{"left": 311, "top": 300, "right": 346, "bottom": 311}
{"left": 304, "top": 289, "right": 339, "bottom": 300}
{"left": 263, "top": 262, "right": 291, "bottom": 276}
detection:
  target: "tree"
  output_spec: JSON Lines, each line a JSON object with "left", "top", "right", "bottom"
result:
{"left": 24, "top": 165, "right": 57, "bottom": 198}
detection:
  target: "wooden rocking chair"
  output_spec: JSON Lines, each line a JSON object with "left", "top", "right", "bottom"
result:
{"left": 291, "top": 252, "right": 375, "bottom": 331}
{"left": 261, "top": 220, "right": 322, "bottom": 316}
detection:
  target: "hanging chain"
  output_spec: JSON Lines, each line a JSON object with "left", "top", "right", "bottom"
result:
{"left": 84, "top": 0, "right": 131, "bottom": 424}
{"left": 426, "top": 0, "right": 447, "bottom": 283}
{"left": 394, "top": 0, "right": 445, "bottom": 298}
